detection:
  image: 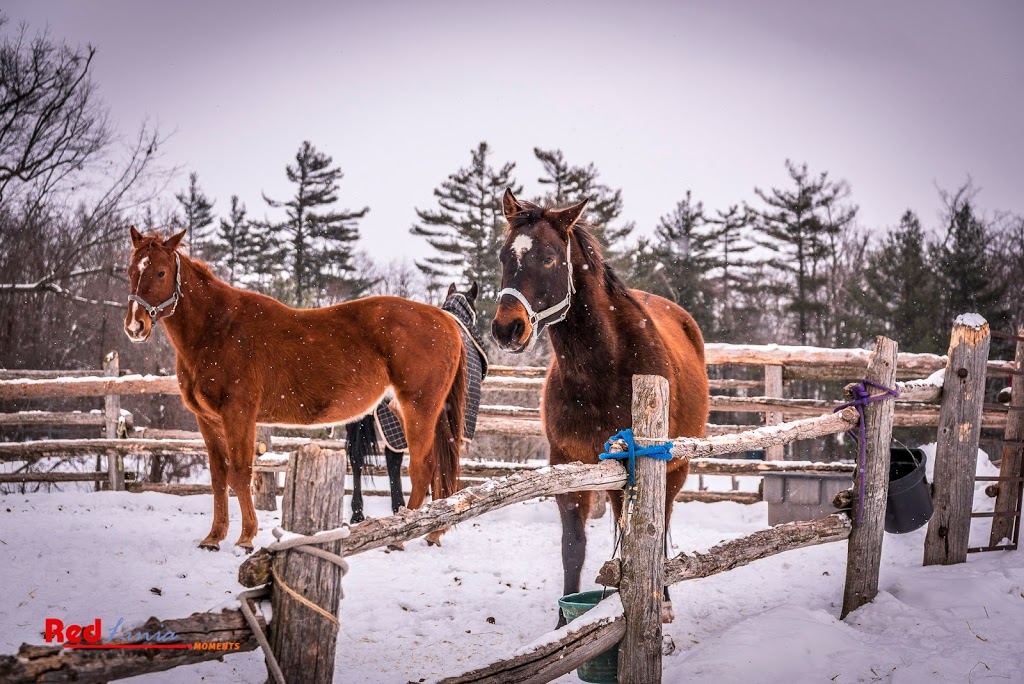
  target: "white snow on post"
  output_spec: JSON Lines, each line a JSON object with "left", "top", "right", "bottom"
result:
{"left": 954, "top": 312, "right": 988, "bottom": 329}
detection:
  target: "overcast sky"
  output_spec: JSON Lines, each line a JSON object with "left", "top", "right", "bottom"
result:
{"left": 5, "top": 1, "right": 1023, "bottom": 262}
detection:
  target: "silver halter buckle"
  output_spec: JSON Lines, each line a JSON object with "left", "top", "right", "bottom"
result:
{"left": 128, "top": 252, "right": 182, "bottom": 320}
{"left": 497, "top": 240, "right": 575, "bottom": 351}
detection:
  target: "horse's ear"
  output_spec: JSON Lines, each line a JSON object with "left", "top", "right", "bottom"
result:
{"left": 548, "top": 198, "right": 589, "bottom": 236}
{"left": 163, "top": 229, "right": 186, "bottom": 252}
{"left": 468, "top": 281, "right": 479, "bottom": 303}
{"left": 447, "top": 283, "right": 457, "bottom": 298}
{"left": 129, "top": 226, "right": 144, "bottom": 248}
{"left": 502, "top": 188, "right": 522, "bottom": 221}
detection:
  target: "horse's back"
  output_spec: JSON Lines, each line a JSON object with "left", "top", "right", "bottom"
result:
{"left": 632, "top": 289, "right": 709, "bottom": 438}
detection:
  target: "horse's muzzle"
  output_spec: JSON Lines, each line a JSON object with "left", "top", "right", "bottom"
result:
{"left": 124, "top": 302, "right": 152, "bottom": 343}
{"left": 491, "top": 306, "right": 531, "bottom": 353}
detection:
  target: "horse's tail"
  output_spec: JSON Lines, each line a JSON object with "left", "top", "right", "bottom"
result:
{"left": 433, "top": 341, "right": 466, "bottom": 501}
{"left": 345, "top": 413, "right": 381, "bottom": 472}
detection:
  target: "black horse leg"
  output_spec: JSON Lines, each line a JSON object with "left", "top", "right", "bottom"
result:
{"left": 350, "top": 455, "right": 365, "bottom": 524}
{"left": 556, "top": 491, "right": 590, "bottom": 627}
{"left": 385, "top": 447, "right": 406, "bottom": 514}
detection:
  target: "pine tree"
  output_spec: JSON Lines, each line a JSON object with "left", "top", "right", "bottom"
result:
{"left": 932, "top": 183, "right": 1008, "bottom": 337}
{"left": 411, "top": 141, "right": 519, "bottom": 323}
{"left": 753, "top": 160, "right": 857, "bottom": 345}
{"left": 855, "top": 211, "right": 942, "bottom": 353}
{"left": 215, "top": 195, "right": 252, "bottom": 285}
{"left": 174, "top": 172, "right": 216, "bottom": 257}
{"left": 647, "top": 191, "right": 715, "bottom": 332}
{"left": 705, "top": 204, "right": 756, "bottom": 340}
{"left": 533, "top": 148, "right": 633, "bottom": 263}
{"left": 263, "top": 141, "right": 369, "bottom": 306}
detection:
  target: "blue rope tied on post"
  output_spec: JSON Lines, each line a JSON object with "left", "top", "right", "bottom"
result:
{"left": 833, "top": 379, "right": 899, "bottom": 526}
{"left": 599, "top": 428, "right": 674, "bottom": 489}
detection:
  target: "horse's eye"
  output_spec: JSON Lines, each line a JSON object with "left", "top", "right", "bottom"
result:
{"left": 157, "top": 271, "right": 166, "bottom": 278}
{"left": 543, "top": 256, "right": 556, "bottom": 267}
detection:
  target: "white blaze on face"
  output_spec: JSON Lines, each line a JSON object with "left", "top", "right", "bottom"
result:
{"left": 511, "top": 234, "right": 533, "bottom": 269}
{"left": 126, "top": 256, "right": 149, "bottom": 337}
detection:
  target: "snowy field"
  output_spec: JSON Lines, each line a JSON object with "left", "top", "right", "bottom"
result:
{"left": 2, "top": 446, "right": 1022, "bottom": 684}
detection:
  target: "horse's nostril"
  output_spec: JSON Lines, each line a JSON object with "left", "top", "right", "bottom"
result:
{"left": 511, "top": 320, "right": 525, "bottom": 341}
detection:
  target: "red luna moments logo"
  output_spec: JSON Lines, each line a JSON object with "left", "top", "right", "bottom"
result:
{"left": 44, "top": 617, "right": 240, "bottom": 651}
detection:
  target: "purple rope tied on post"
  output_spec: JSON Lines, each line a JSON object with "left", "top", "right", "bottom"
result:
{"left": 833, "top": 379, "right": 899, "bottom": 526}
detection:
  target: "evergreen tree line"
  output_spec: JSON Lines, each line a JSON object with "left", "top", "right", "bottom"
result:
{"left": 411, "top": 145, "right": 1022, "bottom": 357}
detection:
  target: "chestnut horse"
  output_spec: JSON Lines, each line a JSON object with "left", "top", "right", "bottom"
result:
{"left": 492, "top": 190, "right": 709, "bottom": 624}
{"left": 124, "top": 227, "right": 466, "bottom": 551}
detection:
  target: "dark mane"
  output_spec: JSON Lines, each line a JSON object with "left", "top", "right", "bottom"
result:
{"left": 508, "top": 206, "right": 635, "bottom": 303}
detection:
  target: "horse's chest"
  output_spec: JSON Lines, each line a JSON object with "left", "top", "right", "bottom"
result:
{"left": 543, "top": 381, "right": 631, "bottom": 453}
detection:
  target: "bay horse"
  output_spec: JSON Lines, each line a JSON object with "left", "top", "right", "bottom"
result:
{"left": 491, "top": 190, "right": 709, "bottom": 625}
{"left": 123, "top": 227, "right": 466, "bottom": 551}
{"left": 347, "top": 282, "right": 488, "bottom": 529}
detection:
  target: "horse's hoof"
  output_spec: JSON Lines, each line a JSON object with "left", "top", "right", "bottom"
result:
{"left": 661, "top": 601, "right": 675, "bottom": 624}
{"left": 425, "top": 533, "right": 443, "bottom": 547}
{"left": 386, "top": 542, "right": 405, "bottom": 552}
{"left": 198, "top": 541, "right": 220, "bottom": 551}
{"left": 350, "top": 511, "right": 365, "bottom": 524}
{"left": 236, "top": 543, "right": 255, "bottom": 554}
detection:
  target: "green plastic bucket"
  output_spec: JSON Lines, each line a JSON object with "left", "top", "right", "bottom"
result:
{"left": 557, "top": 590, "right": 618, "bottom": 683}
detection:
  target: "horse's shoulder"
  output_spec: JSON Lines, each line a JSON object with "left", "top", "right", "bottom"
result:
{"left": 629, "top": 289, "right": 705, "bottom": 356}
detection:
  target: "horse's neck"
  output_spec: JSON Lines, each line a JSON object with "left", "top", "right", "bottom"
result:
{"left": 548, "top": 266, "right": 626, "bottom": 375}
{"left": 161, "top": 257, "right": 228, "bottom": 354}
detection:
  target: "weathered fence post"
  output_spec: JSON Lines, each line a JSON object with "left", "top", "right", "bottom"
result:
{"left": 989, "top": 325, "right": 1024, "bottom": 546}
{"left": 103, "top": 351, "right": 125, "bottom": 491}
{"left": 925, "top": 314, "right": 991, "bottom": 565}
{"left": 841, "top": 336, "right": 897, "bottom": 619}
{"left": 618, "top": 374, "right": 668, "bottom": 684}
{"left": 253, "top": 426, "right": 277, "bottom": 511}
{"left": 268, "top": 444, "right": 347, "bottom": 684}
{"left": 764, "top": 364, "right": 784, "bottom": 461}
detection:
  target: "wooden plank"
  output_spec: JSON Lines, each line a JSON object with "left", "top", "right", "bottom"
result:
{"left": 269, "top": 445, "right": 347, "bottom": 684}
{"left": 842, "top": 336, "right": 899, "bottom": 618}
{"left": 618, "top": 374, "right": 668, "bottom": 683}
{"left": 0, "top": 438, "right": 207, "bottom": 459}
{"left": 597, "top": 514, "right": 851, "bottom": 588}
{"left": 764, "top": 365, "right": 784, "bottom": 461}
{"left": 103, "top": 352, "right": 124, "bottom": 491}
{"left": 0, "top": 472, "right": 112, "bottom": 483}
{"left": 0, "top": 369, "right": 98, "bottom": 379}
{"left": 925, "top": 316, "right": 992, "bottom": 565}
{"left": 0, "top": 411, "right": 107, "bottom": 426}
{"left": 989, "top": 326, "right": 1024, "bottom": 546}
{"left": 0, "top": 374, "right": 180, "bottom": 400}
{"left": 0, "top": 609, "right": 264, "bottom": 684}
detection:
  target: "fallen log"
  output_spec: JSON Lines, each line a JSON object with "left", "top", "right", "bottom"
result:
{"left": 437, "top": 594, "right": 625, "bottom": 684}
{"left": 239, "top": 461, "right": 629, "bottom": 585}
{"left": 0, "top": 608, "right": 264, "bottom": 684}
{"left": 596, "top": 513, "right": 852, "bottom": 587}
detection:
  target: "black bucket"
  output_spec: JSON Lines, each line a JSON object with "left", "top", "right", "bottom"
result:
{"left": 885, "top": 447, "right": 933, "bottom": 534}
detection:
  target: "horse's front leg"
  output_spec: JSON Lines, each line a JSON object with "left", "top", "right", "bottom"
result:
{"left": 555, "top": 490, "right": 593, "bottom": 627}
{"left": 196, "top": 416, "right": 230, "bottom": 550}
{"left": 221, "top": 411, "right": 259, "bottom": 551}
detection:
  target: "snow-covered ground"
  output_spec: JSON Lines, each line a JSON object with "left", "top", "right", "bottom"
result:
{"left": 1, "top": 446, "right": 1021, "bottom": 684}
